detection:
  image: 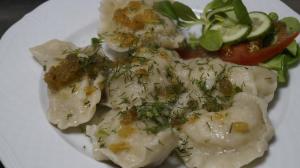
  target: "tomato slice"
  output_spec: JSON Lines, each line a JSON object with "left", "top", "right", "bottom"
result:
{"left": 219, "top": 32, "right": 299, "bottom": 65}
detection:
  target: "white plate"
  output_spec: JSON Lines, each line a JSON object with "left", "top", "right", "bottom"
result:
{"left": 0, "top": 0, "right": 300, "bottom": 167}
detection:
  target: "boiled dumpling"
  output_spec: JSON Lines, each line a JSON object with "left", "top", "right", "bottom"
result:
{"left": 176, "top": 93, "right": 274, "bottom": 168}
{"left": 30, "top": 39, "right": 76, "bottom": 71}
{"left": 48, "top": 75, "right": 104, "bottom": 129}
{"left": 31, "top": 40, "right": 106, "bottom": 129}
{"left": 99, "top": 0, "right": 184, "bottom": 52}
{"left": 174, "top": 58, "right": 277, "bottom": 104}
{"left": 248, "top": 67, "right": 278, "bottom": 103}
{"left": 106, "top": 47, "right": 181, "bottom": 111}
{"left": 228, "top": 65, "right": 277, "bottom": 103}
{"left": 86, "top": 110, "right": 178, "bottom": 168}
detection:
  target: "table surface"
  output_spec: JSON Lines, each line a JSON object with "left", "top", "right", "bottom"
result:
{"left": 0, "top": 0, "right": 299, "bottom": 168}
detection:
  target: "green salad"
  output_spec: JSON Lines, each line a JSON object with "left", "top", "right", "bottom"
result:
{"left": 154, "top": 0, "right": 300, "bottom": 84}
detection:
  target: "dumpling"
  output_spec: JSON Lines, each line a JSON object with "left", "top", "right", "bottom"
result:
{"left": 169, "top": 57, "right": 276, "bottom": 167}
{"left": 30, "top": 39, "right": 76, "bottom": 71}
{"left": 99, "top": 0, "right": 184, "bottom": 52}
{"left": 30, "top": 40, "right": 106, "bottom": 129}
{"left": 106, "top": 47, "right": 181, "bottom": 111}
{"left": 86, "top": 110, "right": 178, "bottom": 168}
{"left": 176, "top": 92, "right": 274, "bottom": 168}
{"left": 228, "top": 65, "right": 277, "bottom": 103}
{"left": 174, "top": 58, "right": 277, "bottom": 104}
{"left": 48, "top": 75, "right": 104, "bottom": 129}
{"left": 248, "top": 67, "right": 278, "bottom": 103}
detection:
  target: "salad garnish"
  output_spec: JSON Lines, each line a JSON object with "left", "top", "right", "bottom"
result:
{"left": 154, "top": 0, "right": 300, "bottom": 83}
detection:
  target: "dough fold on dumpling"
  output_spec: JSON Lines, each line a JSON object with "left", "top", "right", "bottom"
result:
{"left": 176, "top": 93, "right": 274, "bottom": 168}
{"left": 86, "top": 110, "right": 178, "bottom": 168}
{"left": 30, "top": 39, "right": 76, "bottom": 70}
{"left": 48, "top": 75, "right": 104, "bottom": 129}
{"left": 99, "top": 0, "right": 184, "bottom": 52}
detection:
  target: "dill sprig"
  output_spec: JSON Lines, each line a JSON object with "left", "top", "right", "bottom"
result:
{"left": 176, "top": 137, "right": 193, "bottom": 158}
{"left": 136, "top": 101, "right": 171, "bottom": 134}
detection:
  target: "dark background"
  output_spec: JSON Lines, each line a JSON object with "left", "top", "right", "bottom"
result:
{"left": 0, "top": 0, "right": 299, "bottom": 168}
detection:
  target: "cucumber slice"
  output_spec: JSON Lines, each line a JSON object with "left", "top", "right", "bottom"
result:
{"left": 247, "top": 12, "right": 272, "bottom": 40}
{"left": 209, "top": 22, "right": 251, "bottom": 44}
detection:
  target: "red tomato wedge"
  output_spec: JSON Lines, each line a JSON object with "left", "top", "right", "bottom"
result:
{"left": 219, "top": 32, "right": 299, "bottom": 65}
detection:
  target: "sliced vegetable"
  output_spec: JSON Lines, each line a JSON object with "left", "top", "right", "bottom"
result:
{"left": 220, "top": 32, "right": 299, "bottom": 65}
{"left": 247, "top": 12, "right": 272, "bottom": 40}
{"left": 209, "top": 22, "right": 251, "bottom": 43}
{"left": 225, "top": 10, "right": 238, "bottom": 22}
{"left": 286, "top": 43, "right": 300, "bottom": 66}
{"left": 281, "top": 17, "right": 300, "bottom": 33}
{"left": 262, "top": 54, "right": 286, "bottom": 70}
{"left": 268, "top": 12, "right": 279, "bottom": 22}
{"left": 277, "top": 59, "right": 288, "bottom": 83}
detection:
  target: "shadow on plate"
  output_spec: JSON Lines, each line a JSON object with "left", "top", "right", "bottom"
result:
{"left": 267, "top": 86, "right": 280, "bottom": 112}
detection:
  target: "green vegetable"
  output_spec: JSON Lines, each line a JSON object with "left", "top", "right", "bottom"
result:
{"left": 232, "top": 0, "right": 251, "bottom": 25}
{"left": 287, "top": 41, "right": 298, "bottom": 56}
{"left": 154, "top": 1, "right": 204, "bottom": 28}
{"left": 262, "top": 54, "right": 285, "bottom": 70}
{"left": 172, "top": 1, "right": 198, "bottom": 21}
{"left": 281, "top": 17, "right": 300, "bottom": 33}
{"left": 206, "top": 6, "right": 234, "bottom": 21}
{"left": 262, "top": 54, "right": 288, "bottom": 83}
{"left": 209, "top": 21, "right": 251, "bottom": 43}
{"left": 199, "top": 30, "right": 223, "bottom": 51}
{"left": 154, "top": 0, "right": 299, "bottom": 76}
{"left": 268, "top": 12, "right": 279, "bottom": 22}
{"left": 278, "top": 55, "right": 288, "bottom": 83}
{"left": 262, "top": 38, "right": 300, "bottom": 84}
{"left": 247, "top": 12, "right": 272, "bottom": 40}
{"left": 178, "top": 19, "right": 205, "bottom": 28}
{"left": 153, "top": 1, "right": 178, "bottom": 21}
{"left": 136, "top": 101, "right": 171, "bottom": 134}
{"left": 286, "top": 44, "right": 300, "bottom": 66}
{"left": 204, "top": 0, "right": 233, "bottom": 14}
{"left": 262, "top": 44, "right": 300, "bottom": 84}
{"left": 91, "top": 36, "right": 104, "bottom": 48}
{"left": 286, "top": 55, "right": 300, "bottom": 67}
{"left": 224, "top": 10, "right": 239, "bottom": 23}
{"left": 202, "top": 0, "right": 255, "bottom": 46}
{"left": 187, "top": 34, "right": 201, "bottom": 49}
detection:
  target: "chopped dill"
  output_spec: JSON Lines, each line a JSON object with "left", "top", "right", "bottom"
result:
{"left": 66, "top": 113, "right": 73, "bottom": 120}
{"left": 176, "top": 137, "right": 193, "bottom": 158}
{"left": 91, "top": 35, "right": 104, "bottom": 48}
{"left": 136, "top": 101, "right": 171, "bottom": 134}
{"left": 84, "top": 100, "right": 91, "bottom": 107}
